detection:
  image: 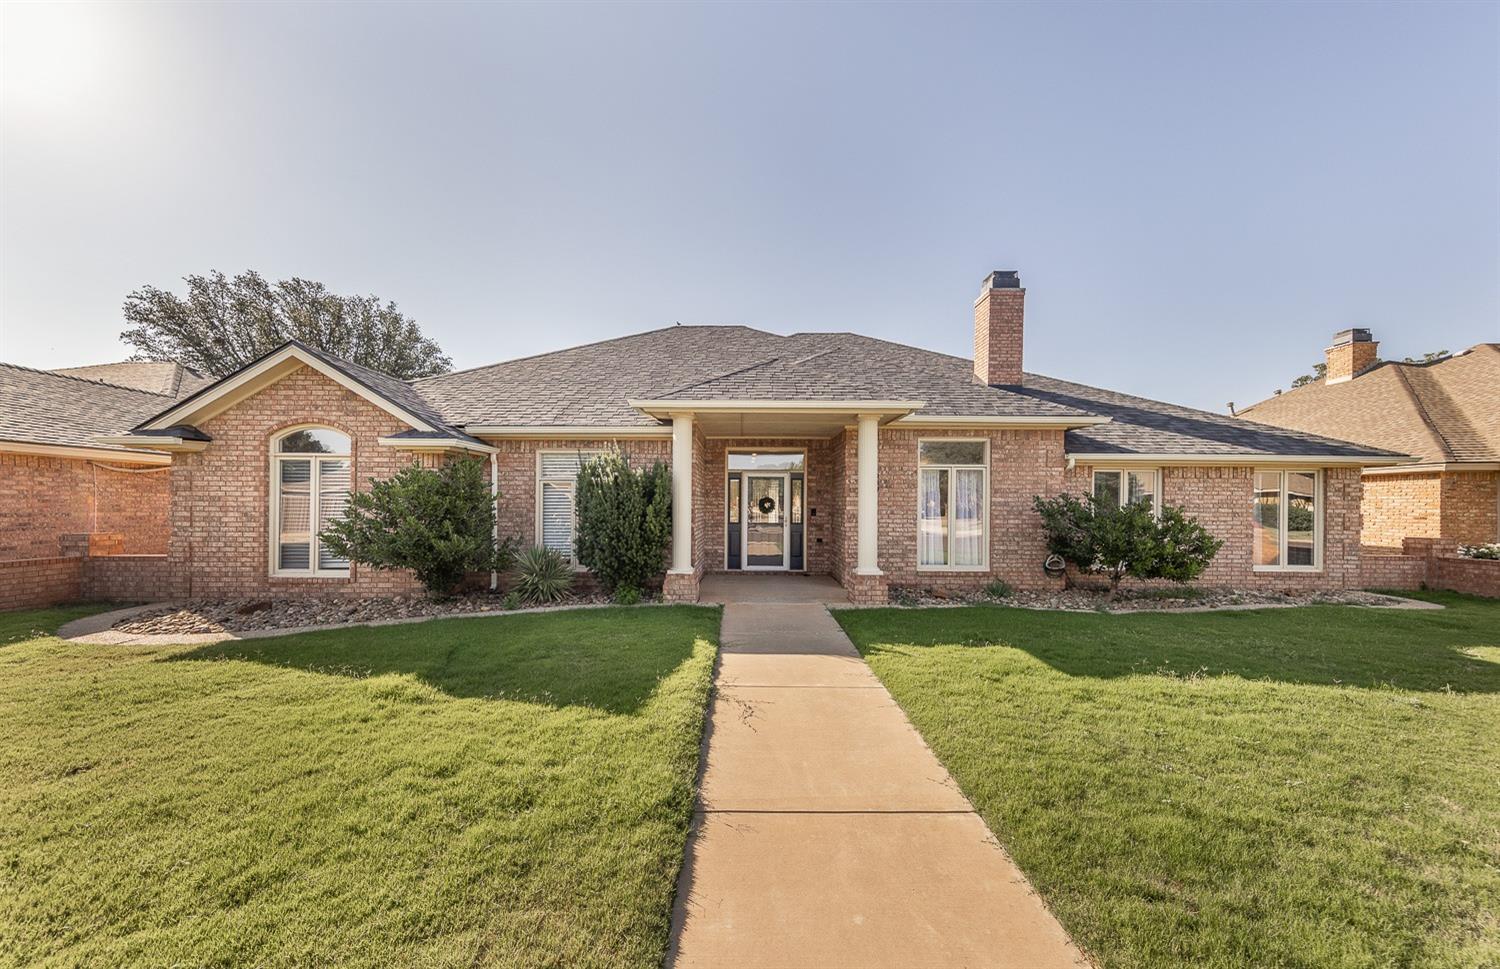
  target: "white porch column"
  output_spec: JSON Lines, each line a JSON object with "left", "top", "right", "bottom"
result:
{"left": 670, "top": 412, "right": 694, "bottom": 574}
{"left": 855, "top": 413, "right": 881, "bottom": 575}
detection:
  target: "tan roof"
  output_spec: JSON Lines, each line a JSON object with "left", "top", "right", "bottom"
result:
{"left": 1238, "top": 344, "right": 1500, "bottom": 464}
{"left": 51, "top": 361, "right": 213, "bottom": 398}
{"left": 0, "top": 363, "right": 177, "bottom": 453}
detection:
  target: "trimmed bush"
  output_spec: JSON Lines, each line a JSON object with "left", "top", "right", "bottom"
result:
{"left": 573, "top": 449, "right": 672, "bottom": 592}
{"left": 512, "top": 546, "right": 573, "bottom": 605}
{"left": 320, "top": 458, "right": 510, "bottom": 596}
{"left": 1032, "top": 492, "right": 1223, "bottom": 598}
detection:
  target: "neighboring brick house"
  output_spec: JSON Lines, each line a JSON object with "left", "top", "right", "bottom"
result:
{"left": 1238, "top": 332, "right": 1499, "bottom": 549}
{"left": 87, "top": 270, "right": 1405, "bottom": 605}
{"left": 0, "top": 361, "right": 210, "bottom": 608}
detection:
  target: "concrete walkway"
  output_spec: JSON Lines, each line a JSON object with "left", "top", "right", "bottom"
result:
{"left": 667, "top": 602, "right": 1084, "bottom": 968}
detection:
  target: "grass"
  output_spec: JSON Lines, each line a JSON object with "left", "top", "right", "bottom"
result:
{"left": 835, "top": 592, "right": 1500, "bottom": 969}
{"left": 0, "top": 605, "right": 720, "bottom": 968}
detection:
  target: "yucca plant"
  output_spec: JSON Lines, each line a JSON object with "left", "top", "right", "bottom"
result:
{"left": 512, "top": 546, "right": 573, "bottom": 605}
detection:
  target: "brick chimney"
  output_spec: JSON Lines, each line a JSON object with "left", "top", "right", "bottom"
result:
{"left": 973, "top": 270, "right": 1024, "bottom": 386}
{"left": 1324, "top": 328, "right": 1378, "bottom": 384}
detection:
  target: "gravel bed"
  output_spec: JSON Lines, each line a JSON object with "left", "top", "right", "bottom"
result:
{"left": 888, "top": 586, "right": 1412, "bottom": 613}
{"left": 113, "top": 592, "right": 617, "bottom": 635}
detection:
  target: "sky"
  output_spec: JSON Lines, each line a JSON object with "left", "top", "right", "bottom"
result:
{"left": 1, "top": 1, "right": 1496, "bottom": 413}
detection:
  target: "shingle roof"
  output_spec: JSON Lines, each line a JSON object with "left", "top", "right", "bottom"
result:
{"left": 1016, "top": 373, "right": 1406, "bottom": 459}
{"left": 0, "top": 363, "right": 178, "bottom": 453}
{"left": 1237, "top": 344, "right": 1499, "bottom": 464}
{"left": 414, "top": 326, "right": 1091, "bottom": 425}
{"left": 50, "top": 361, "right": 213, "bottom": 398}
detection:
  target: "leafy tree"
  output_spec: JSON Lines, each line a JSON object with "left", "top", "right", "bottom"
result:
{"left": 1032, "top": 492, "right": 1223, "bottom": 598}
{"left": 1290, "top": 362, "right": 1326, "bottom": 388}
{"left": 573, "top": 448, "right": 672, "bottom": 593}
{"left": 121, "top": 270, "right": 452, "bottom": 378}
{"left": 320, "top": 458, "right": 510, "bottom": 596}
{"left": 1401, "top": 350, "right": 1450, "bottom": 365}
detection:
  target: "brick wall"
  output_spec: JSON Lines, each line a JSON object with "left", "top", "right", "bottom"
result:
{"left": 1431, "top": 554, "right": 1500, "bottom": 599}
{"left": 1440, "top": 470, "right": 1499, "bottom": 545}
{"left": 168, "top": 366, "right": 429, "bottom": 598}
{"left": 0, "top": 557, "right": 83, "bottom": 610}
{"left": 0, "top": 452, "right": 169, "bottom": 561}
{"left": 1359, "top": 547, "right": 1428, "bottom": 590}
{"left": 1360, "top": 469, "right": 1499, "bottom": 549}
{"left": 83, "top": 555, "right": 181, "bottom": 602}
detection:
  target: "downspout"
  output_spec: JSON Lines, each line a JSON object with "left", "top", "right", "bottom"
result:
{"left": 490, "top": 452, "right": 499, "bottom": 591}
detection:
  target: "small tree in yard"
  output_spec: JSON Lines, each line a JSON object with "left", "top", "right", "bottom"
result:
{"left": 1032, "top": 492, "right": 1223, "bottom": 598}
{"left": 321, "top": 458, "right": 511, "bottom": 596}
{"left": 573, "top": 448, "right": 672, "bottom": 595}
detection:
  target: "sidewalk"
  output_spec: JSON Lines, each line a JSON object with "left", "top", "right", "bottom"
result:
{"left": 667, "top": 602, "right": 1084, "bottom": 968}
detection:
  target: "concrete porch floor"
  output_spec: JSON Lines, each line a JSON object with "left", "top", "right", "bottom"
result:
{"left": 698, "top": 572, "right": 850, "bottom": 605}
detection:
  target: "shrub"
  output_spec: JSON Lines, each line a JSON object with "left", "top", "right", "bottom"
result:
{"left": 1458, "top": 543, "right": 1500, "bottom": 560}
{"left": 512, "top": 546, "right": 573, "bottom": 605}
{"left": 501, "top": 590, "right": 522, "bottom": 611}
{"left": 1032, "top": 492, "right": 1223, "bottom": 598}
{"left": 614, "top": 584, "right": 642, "bottom": 606}
{"left": 320, "top": 458, "right": 511, "bottom": 596}
{"left": 573, "top": 448, "right": 672, "bottom": 592}
{"left": 983, "top": 579, "right": 1013, "bottom": 600}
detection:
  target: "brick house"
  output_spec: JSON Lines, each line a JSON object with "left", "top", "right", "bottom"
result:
{"left": 0, "top": 361, "right": 210, "bottom": 608}
{"left": 1238, "top": 332, "right": 1499, "bottom": 550}
{"left": 89, "top": 271, "right": 1406, "bottom": 605}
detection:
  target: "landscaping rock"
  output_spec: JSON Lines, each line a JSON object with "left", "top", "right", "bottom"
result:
{"left": 113, "top": 591, "right": 616, "bottom": 635}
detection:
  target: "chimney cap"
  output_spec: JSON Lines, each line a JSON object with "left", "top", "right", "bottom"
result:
{"left": 1331, "top": 327, "right": 1374, "bottom": 346}
{"left": 981, "top": 270, "right": 1021, "bottom": 291}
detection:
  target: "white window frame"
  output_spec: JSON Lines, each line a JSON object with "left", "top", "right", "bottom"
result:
{"left": 915, "top": 437, "right": 990, "bottom": 572}
{"left": 536, "top": 449, "right": 604, "bottom": 566}
{"left": 268, "top": 426, "right": 352, "bottom": 579}
{"left": 1091, "top": 468, "right": 1162, "bottom": 516}
{"left": 1251, "top": 468, "right": 1323, "bottom": 573}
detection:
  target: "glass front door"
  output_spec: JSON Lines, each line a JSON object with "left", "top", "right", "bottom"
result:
{"left": 743, "top": 473, "right": 788, "bottom": 569}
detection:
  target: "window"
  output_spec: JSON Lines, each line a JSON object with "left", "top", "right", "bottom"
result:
{"left": 271, "top": 427, "right": 352, "bottom": 576}
{"left": 1092, "top": 469, "right": 1159, "bottom": 513}
{"left": 1253, "top": 470, "right": 1320, "bottom": 570}
{"left": 538, "top": 450, "right": 603, "bottom": 563}
{"left": 917, "top": 440, "right": 987, "bottom": 569}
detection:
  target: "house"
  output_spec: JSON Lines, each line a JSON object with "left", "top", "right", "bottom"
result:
{"left": 0, "top": 361, "right": 211, "bottom": 607}
{"left": 78, "top": 271, "right": 1407, "bottom": 606}
{"left": 1238, "top": 332, "right": 1499, "bottom": 549}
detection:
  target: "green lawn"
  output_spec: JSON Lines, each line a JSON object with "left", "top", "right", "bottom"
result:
{"left": 0, "top": 605, "right": 719, "bottom": 968}
{"left": 836, "top": 593, "right": 1500, "bottom": 969}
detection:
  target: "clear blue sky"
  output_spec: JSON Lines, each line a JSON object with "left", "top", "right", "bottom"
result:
{"left": 2, "top": 1, "right": 1495, "bottom": 411}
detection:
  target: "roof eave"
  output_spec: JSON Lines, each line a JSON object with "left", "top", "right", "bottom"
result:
{"left": 95, "top": 434, "right": 207, "bottom": 453}
{"left": 0, "top": 439, "right": 173, "bottom": 464}
{"left": 627, "top": 399, "right": 926, "bottom": 417}
{"left": 1065, "top": 451, "right": 1413, "bottom": 467}
{"left": 893, "top": 414, "right": 1110, "bottom": 430}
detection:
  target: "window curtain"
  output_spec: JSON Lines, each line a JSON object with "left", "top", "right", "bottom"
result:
{"left": 918, "top": 468, "right": 947, "bottom": 566}
{"left": 952, "top": 468, "right": 984, "bottom": 566}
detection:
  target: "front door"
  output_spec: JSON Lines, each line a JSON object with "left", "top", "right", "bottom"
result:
{"left": 743, "top": 473, "right": 789, "bottom": 569}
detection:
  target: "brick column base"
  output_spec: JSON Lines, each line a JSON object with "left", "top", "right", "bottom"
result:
{"left": 662, "top": 571, "right": 701, "bottom": 603}
{"left": 843, "top": 571, "right": 889, "bottom": 606}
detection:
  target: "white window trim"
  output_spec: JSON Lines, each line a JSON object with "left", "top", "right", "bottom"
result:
{"left": 915, "top": 437, "right": 990, "bottom": 573}
{"left": 1090, "top": 467, "right": 1162, "bottom": 516}
{"left": 1252, "top": 468, "right": 1324, "bottom": 573}
{"left": 268, "top": 426, "right": 352, "bottom": 579}
{"left": 535, "top": 449, "right": 604, "bottom": 567}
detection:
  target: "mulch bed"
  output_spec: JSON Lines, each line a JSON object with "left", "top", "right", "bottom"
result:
{"left": 112, "top": 592, "right": 615, "bottom": 635}
{"left": 888, "top": 586, "right": 1412, "bottom": 613}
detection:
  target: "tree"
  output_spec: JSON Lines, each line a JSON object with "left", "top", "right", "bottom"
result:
{"left": 120, "top": 270, "right": 452, "bottom": 378}
{"left": 1032, "top": 492, "right": 1223, "bottom": 598}
{"left": 1290, "top": 362, "right": 1326, "bottom": 388}
{"left": 572, "top": 448, "right": 672, "bottom": 594}
{"left": 320, "top": 458, "right": 510, "bottom": 596}
{"left": 1401, "top": 350, "right": 1450, "bottom": 365}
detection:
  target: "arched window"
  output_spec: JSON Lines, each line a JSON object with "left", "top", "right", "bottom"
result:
{"left": 271, "top": 427, "right": 352, "bottom": 576}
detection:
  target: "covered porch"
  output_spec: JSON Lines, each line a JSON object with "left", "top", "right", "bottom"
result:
{"left": 632, "top": 400, "right": 920, "bottom": 606}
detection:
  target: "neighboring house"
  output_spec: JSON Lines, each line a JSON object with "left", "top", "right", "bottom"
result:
{"left": 1238, "top": 331, "right": 1499, "bottom": 549}
{"left": 86, "top": 271, "right": 1404, "bottom": 605}
{"left": 0, "top": 361, "right": 208, "bottom": 563}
